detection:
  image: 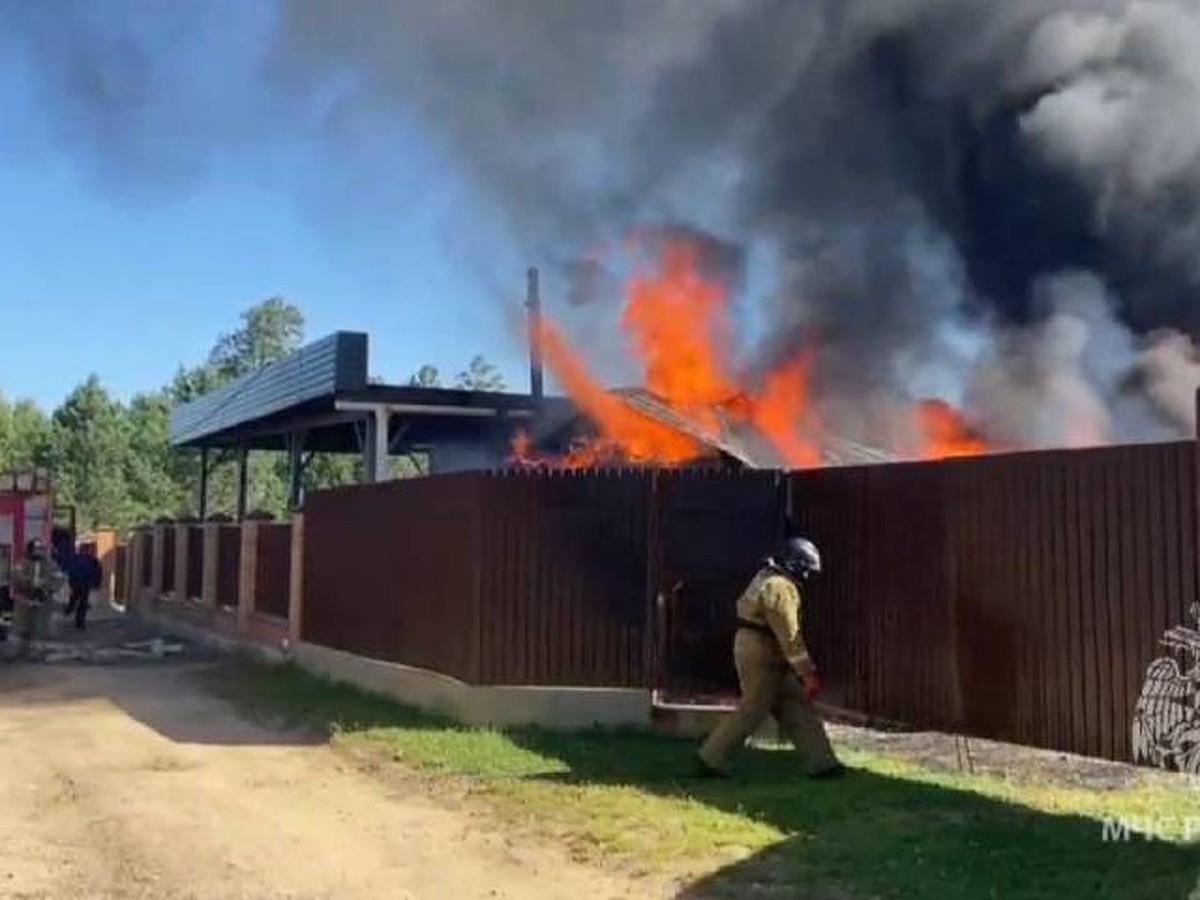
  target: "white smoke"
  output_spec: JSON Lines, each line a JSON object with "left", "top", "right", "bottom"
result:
{"left": 1135, "top": 329, "right": 1200, "bottom": 433}
{"left": 965, "top": 273, "right": 1113, "bottom": 448}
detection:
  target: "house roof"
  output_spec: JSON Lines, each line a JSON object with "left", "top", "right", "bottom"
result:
{"left": 608, "top": 387, "right": 895, "bottom": 469}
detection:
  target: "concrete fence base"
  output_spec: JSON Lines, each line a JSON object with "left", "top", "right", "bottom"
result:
{"left": 147, "top": 605, "right": 651, "bottom": 732}
{"left": 291, "top": 641, "right": 653, "bottom": 731}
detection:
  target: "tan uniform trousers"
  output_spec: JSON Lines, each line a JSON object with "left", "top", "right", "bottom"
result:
{"left": 698, "top": 629, "right": 839, "bottom": 774}
{"left": 8, "top": 598, "right": 50, "bottom": 655}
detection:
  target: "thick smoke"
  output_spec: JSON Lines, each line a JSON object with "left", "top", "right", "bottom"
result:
{"left": 269, "top": 0, "right": 1200, "bottom": 446}
{"left": 701, "top": 0, "right": 1200, "bottom": 446}
{"left": 6, "top": 0, "right": 1200, "bottom": 448}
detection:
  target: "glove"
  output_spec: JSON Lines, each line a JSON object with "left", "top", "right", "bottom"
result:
{"left": 802, "top": 670, "right": 823, "bottom": 702}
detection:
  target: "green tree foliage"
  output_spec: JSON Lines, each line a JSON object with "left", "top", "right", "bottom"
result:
{"left": 208, "top": 297, "right": 305, "bottom": 380}
{"left": 49, "top": 376, "right": 130, "bottom": 529}
{"left": 409, "top": 364, "right": 442, "bottom": 387}
{"left": 3, "top": 296, "right": 504, "bottom": 530}
{"left": 455, "top": 355, "right": 507, "bottom": 392}
{"left": 122, "top": 390, "right": 188, "bottom": 524}
{"left": 0, "top": 396, "right": 53, "bottom": 471}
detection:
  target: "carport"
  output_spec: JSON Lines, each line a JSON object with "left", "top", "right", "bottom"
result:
{"left": 169, "top": 331, "right": 573, "bottom": 517}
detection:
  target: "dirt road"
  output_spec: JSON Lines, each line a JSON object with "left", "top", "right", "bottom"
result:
{"left": 0, "top": 662, "right": 663, "bottom": 900}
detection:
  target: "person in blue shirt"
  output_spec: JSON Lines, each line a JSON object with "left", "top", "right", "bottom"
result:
{"left": 65, "top": 548, "right": 103, "bottom": 631}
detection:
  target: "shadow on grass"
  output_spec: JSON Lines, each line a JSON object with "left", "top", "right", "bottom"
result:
{"left": 507, "top": 727, "right": 1200, "bottom": 899}
{"left": 221, "top": 660, "right": 1200, "bottom": 899}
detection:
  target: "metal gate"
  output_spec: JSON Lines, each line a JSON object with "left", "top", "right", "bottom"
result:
{"left": 652, "top": 470, "right": 787, "bottom": 700}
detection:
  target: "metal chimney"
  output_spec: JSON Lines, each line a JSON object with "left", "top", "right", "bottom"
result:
{"left": 526, "top": 267, "right": 544, "bottom": 401}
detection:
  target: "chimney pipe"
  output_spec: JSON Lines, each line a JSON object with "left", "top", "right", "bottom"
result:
{"left": 526, "top": 266, "right": 544, "bottom": 401}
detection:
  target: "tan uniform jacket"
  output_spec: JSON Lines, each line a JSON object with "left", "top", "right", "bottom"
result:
{"left": 13, "top": 558, "right": 65, "bottom": 603}
{"left": 735, "top": 567, "right": 816, "bottom": 677}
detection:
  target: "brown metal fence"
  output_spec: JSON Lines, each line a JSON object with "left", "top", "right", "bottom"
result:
{"left": 943, "top": 441, "right": 1195, "bottom": 761}
{"left": 114, "top": 543, "right": 128, "bottom": 603}
{"left": 654, "top": 469, "right": 788, "bottom": 696}
{"left": 162, "top": 528, "right": 176, "bottom": 595}
{"left": 477, "top": 470, "right": 653, "bottom": 687}
{"left": 787, "top": 441, "right": 1193, "bottom": 760}
{"left": 304, "top": 471, "right": 654, "bottom": 687}
{"left": 786, "top": 460, "right": 964, "bottom": 731}
{"left": 140, "top": 530, "right": 153, "bottom": 588}
{"left": 186, "top": 526, "right": 204, "bottom": 600}
{"left": 304, "top": 473, "right": 484, "bottom": 681}
{"left": 295, "top": 437, "right": 1195, "bottom": 762}
{"left": 217, "top": 526, "right": 241, "bottom": 609}
{"left": 255, "top": 524, "right": 292, "bottom": 619}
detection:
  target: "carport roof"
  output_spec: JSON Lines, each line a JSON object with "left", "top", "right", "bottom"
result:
{"left": 169, "top": 332, "right": 570, "bottom": 453}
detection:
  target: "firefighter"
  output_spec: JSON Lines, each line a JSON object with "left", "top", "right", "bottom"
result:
{"left": 696, "top": 536, "right": 844, "bottom": 778}
{"left": 10, "top": 538, "right": 66, "bottom": 654}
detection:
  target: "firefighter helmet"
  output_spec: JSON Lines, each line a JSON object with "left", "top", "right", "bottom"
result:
{"left": 773, "top": 536, "right": 822, "bottom": 580}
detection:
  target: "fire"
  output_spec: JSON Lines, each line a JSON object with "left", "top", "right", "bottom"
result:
{"left": 511, "top": 236, "right": 991, "bottom": 469}
{"left": 622, "top": 242, "right": 737, "bottom": 434}
{"left": 749, "top": 353, "right": 823, "bottom": 468}
{"left": 529, "top": 318, "right": 707, "bottom": 465}
{"left": 915, "top": 400, "right": 989, "bottom": 459}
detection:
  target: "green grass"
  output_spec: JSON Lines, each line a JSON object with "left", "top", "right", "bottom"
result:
{"left": 206, "top": 659, "right": 1200, "bottom": 898}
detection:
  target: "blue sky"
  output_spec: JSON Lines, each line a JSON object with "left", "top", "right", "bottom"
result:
{"left": 0, "top": 151, "right": 536, "bottom": 409}
{"left": 0, "top": 2, "right": 793, "bottom": 415}
{"left": 0, "top": 8, "right": 538, "bottom": 410}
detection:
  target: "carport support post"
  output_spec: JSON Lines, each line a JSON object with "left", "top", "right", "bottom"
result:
{"left": 236, "top": 446, "right": 249, "bottom": 521}
{"left": 373, "top": 408, "right": 390, "bottom": 483}
{"left": 287, "top": 432, "right": 306, "bottom": 510}
{"left": 197, "top": 447, "right": 210, "bottom": 520}
{"left": 362, "top": 407, "right": 391, "bottom": 483}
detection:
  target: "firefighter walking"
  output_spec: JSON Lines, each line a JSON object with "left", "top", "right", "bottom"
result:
{"left": 8, "top": 538, "right": 66, "bottom": 657}
{"left": 697, "top": 536, "right": 844, "bottom": 778}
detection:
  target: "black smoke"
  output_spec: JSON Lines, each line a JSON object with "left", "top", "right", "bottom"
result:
{"left": 6, "top": 0, "right": 1200, "bottom": 445}
{"left": 738, "top": 0, "right": 1200, "bottom": 337}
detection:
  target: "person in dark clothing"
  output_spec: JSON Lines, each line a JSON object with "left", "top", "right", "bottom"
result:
{"left": 64, "top": 549, "right": 103, "bottom": 630}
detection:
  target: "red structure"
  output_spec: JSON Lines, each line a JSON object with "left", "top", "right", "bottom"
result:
{"left": 0, "top": 469, "right": 55, "bottom": 599}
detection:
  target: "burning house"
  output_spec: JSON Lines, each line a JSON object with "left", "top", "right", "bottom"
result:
{"left": 254, "top": 1, "right": 1200, "bottom": 460}
{"left": 511, "top": 239, "right": 987, "bottom": 470}
{"left": 519, "top": 386, "right": 896, "bottom": 470}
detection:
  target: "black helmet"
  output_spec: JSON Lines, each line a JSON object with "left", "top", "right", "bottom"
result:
{"left": 25, "top": 537, "right": 46, "bottom": 559}
{"left": 772, "top": 536, "right": 821, "bottom": 580}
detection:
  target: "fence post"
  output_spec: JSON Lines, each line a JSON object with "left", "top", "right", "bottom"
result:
{"left": 201, "top": 523, "right": 219, "bottom": 607}
{"left": 288, "top": 512, "right": 304, "bottom": 644}
{"left": 238, "top": 521, "right": 259, "bottom": 631}
{"left": 90, "top": 529, "right": 117, "bottom": 604}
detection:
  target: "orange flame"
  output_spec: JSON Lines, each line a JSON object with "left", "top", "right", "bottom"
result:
{"left": 915, "top": 399, "right": 989, "bottom": 459}
{"left": 529, "top": 318, "right": 708, "bottom": 465}
{"left": 622, "top": 242, "right": 738, "bottom": 433}
{"left": 511, "top": 236, "right": 991, "bottom": 469}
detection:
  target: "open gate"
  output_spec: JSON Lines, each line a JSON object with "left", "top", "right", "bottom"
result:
{"left": 651, "top": 470, "right": 788, "bottom": 702}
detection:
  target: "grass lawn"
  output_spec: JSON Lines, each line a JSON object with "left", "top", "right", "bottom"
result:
{"left": 207, "top": 659, "right": 1200, "bottom": 899}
